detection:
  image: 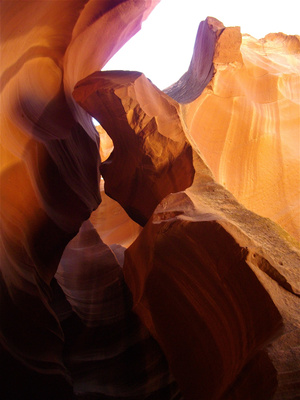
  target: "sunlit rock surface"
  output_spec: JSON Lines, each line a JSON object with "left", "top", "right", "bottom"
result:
{"left": 0, "top": 2, "right": 299, "bottom": 400}
{"left": 167, "top": 17, "right": 300, "bottom": 241}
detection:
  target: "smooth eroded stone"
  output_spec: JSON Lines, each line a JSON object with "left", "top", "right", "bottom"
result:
{"left": 55, "top": 219, "right": 182, "bottom": 398}
{"left": 1, "top": 1, "right": 299, "bottom": 398}
{"left": 73, "top": 70, "right": 195, "bottom": 225}
{"left": 124, "top": 152, "right": 300, "bottom": 400}
{"left": 168, "top": 17, "right": 300, "bottom": 241}
{"left": 0, "top": 1, "right": 160, "bottom": 397}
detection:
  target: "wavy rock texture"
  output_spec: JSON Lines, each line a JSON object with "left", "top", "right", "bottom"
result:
{"left": 0, "top": 1, "right": 164, "bottom": 399}
{"left": 54, "top": 220, "right": 181, "bottom": 399}
{"left": 124, "top": 152, "right": 300, "bottom": 400}
{"left": 168, "top": 17, "right": 300, "bottom": 241}
{"left": 1, "top": 2, "right": 299, "bottom": 400}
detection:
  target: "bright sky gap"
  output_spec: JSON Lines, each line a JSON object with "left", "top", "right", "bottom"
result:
{"left": 103, "top": 0, "right": 299, "bottom": 90}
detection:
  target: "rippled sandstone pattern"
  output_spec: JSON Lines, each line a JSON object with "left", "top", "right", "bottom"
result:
{"left": 166, "top": 17, "right": 300, "bottom": 241}
{"left": 0, "top": 2, "right": 299, "bottom": 400}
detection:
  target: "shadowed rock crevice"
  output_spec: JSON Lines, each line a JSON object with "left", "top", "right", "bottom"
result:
{"left": 249, "top": 252, "right": 296, "bottom": 296}
{"left": 73, "top": 70, "right": 195, "bottom": 225}
{"left": 0, "top": 1, "right": 299, "bottom": 399}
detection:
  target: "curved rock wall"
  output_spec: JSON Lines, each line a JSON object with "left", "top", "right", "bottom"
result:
{"left": 171, "top": 18, "right": 300, "bottom": 241}
{"left": 0, "top": 2, "right": 299, "bottom": 400}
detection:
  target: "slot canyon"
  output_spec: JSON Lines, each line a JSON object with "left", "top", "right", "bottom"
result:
{"left": 0, "top": 1, "right": 299, "bottom": 399}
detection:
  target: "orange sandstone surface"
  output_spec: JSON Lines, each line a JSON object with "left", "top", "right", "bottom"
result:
{"left": 166, "top": 18, "right": 300, "bottom": 241}
{"left": 0, "top": 2, "right": 299, "bottom": 400}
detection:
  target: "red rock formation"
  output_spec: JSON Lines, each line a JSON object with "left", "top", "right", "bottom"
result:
{"left": 0, "top": 1, "right": 162, "bottom": 398}
{"left": 54, "top": 220, "right": 181, "bottom": 398}
{"left": 165, "top": 17, "right": 242, "bottom": 103}
{"left": 168, "top": 17, "right": 300, "bottom": 241}
{"left": 1, "top": 2, "right": 299, "bottom": 400}
{"left": 73, "top": 70, "right": 195, "bottom": 225}
{"left": 90, "top": 180, "right": 142, "bottom": 259}
{"left": 124, "top": 152, "right": 300, "bottom": 399}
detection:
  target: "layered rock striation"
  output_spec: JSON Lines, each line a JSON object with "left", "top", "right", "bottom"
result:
{"left": 167, "top": 17, "right": 300, "bottom": 241}
{"left": 0, "top": 2, "right": 299, "bottom": 400}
